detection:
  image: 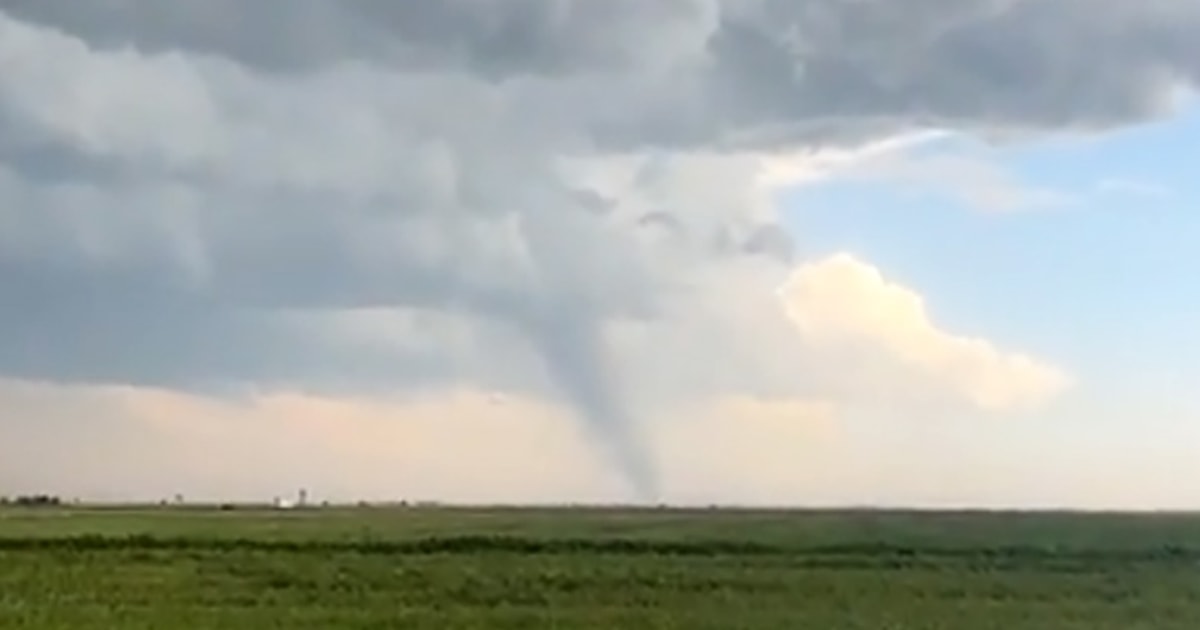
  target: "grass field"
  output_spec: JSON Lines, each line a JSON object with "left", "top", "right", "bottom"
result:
{"left": 3, "top": 505, "right": 1200, "bottom": 628}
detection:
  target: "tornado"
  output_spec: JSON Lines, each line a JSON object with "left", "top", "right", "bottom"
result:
{"left": 517, "top": 309, "right": 659, "bottom": 503}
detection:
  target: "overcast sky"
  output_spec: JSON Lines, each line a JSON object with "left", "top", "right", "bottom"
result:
{"left": 2, "top": 0, "right": 1199, "bottom": 508}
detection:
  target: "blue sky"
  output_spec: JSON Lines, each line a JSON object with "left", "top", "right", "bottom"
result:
{"left": 770, "top": 110, "right": 1200, "bottom": 508}
{"left": 780, "top": 106, "right": 1200, "bottom": 410}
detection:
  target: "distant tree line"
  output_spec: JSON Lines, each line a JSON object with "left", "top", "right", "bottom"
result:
{"left": 0, "top": 494, "right": 63, "bottom": 507}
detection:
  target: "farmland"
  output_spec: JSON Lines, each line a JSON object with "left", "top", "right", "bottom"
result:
{"left": 3, "top": 505, "right": 1200, "bottom": 628}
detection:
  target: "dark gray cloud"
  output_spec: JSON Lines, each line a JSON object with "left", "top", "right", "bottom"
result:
{"left": 0, "top": 257, "right": 548, "bottom": 399}
{"left": 0, "top": 0, "right": 717, "bottom": 76}
{"left": 8, "top": 0, "right": 1198, "bottom": 146}
{"left": 741, "top": 224, "right": 796, "bottom": 263}
{"left": 1, "top": 0, "right": 1196, "bottom": 496}
{"left": 634, "top": 0, "right": 1200, "bottom": 149}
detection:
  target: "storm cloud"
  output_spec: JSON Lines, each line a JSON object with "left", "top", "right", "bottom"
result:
{"left": 0, "top": 0, "right": 1194, "bottom": 496}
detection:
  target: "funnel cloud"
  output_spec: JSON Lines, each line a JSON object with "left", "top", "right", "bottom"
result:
{"left": 521, "top": 311, "right": 659, "bottom": 500}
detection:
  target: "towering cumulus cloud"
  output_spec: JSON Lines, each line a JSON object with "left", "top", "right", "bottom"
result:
{"left": 0, "top": 0, "right": 1196, "bottom": 500}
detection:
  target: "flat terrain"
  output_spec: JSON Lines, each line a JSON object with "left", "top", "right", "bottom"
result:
{"left": 3, "top": 505, "right": 1200, "bottom": 628}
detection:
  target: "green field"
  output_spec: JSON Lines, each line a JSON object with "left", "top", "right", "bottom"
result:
{"left": 3, "top": 505, "right": 1200, "bottom": 628}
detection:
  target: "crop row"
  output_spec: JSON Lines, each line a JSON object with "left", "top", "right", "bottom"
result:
{"left": 3, "top": 534, "right": 1200, "bottom": 569}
